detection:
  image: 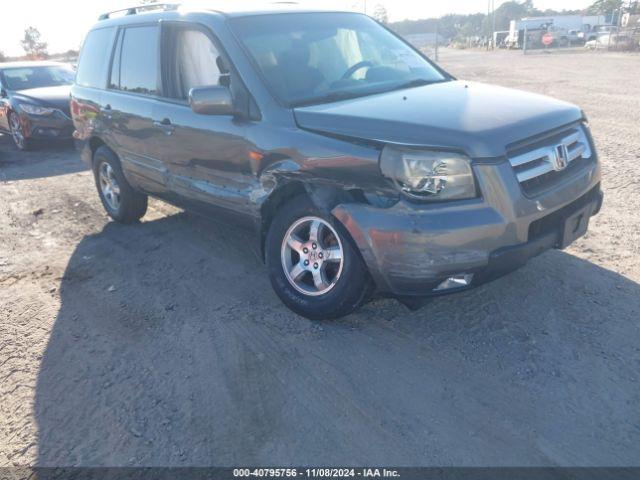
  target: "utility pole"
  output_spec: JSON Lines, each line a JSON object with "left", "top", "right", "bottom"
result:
{"left": 487, "top": 0, "right": 491, "bottom": 50}
{"left": 434, "top": 20, "right": 439, "bottom": 61}
{"left": 608, "top": 13, "right": 612, "bottom": 49}
{"left": 618, "top": 3, "right": 624, "bottom": 27}
{"left": 491, "top": 0, "right": 496, "bottom": 50}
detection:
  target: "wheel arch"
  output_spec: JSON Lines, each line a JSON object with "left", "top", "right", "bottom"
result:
{"left": 88, "top": 136, "right": 107, "bottom": 163}
{"left": 258, "top": 176, "right": 366, "bottom": 261}
{"left": 259, "top": 180, "right": 307, "bottom": 261}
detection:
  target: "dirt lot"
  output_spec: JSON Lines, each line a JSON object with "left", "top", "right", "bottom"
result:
{"left": 1, "top": 49, "right": 639, "bottom": 467}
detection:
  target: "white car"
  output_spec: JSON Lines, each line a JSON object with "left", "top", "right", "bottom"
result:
{"left": 585, "top": 38, "right": 603, "bottom": 49}
{"left": 585, "top": 34, "right": 636, "bottom": 50}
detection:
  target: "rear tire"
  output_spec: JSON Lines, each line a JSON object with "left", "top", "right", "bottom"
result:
{"left": 265, "top": 195, "right": 372, "bottom": 320}
{"left": 93, "top": 146, "right": 147, "bottom": 224}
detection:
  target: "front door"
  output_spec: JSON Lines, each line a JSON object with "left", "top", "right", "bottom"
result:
{"left": 149, "top": 22, "right": 258, "bottom": 221}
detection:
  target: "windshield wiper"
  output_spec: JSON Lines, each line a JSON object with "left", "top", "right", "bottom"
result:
{"left": 292, "top": 90, "right": 370, "bottom": 107}
{"left": 292, "top": 78, "right": 449, "bottom": 108}
{"left": 392, "top": 78, "right": 447, "bottom": 92}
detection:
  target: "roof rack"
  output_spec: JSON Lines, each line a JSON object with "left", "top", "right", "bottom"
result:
{"left": 98, "top": 3, "right": 180, "bottom": 21}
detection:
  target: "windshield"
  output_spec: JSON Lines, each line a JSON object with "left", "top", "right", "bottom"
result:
{"left": 230, "top": 13, "right": 447, "bottom": 106}
{"left": 2, "top": 66, "right": 75, "bottom": 91}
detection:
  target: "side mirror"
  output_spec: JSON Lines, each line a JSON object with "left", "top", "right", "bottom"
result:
{"left": 188, "top": 85, "right": 235, "bottom": 116}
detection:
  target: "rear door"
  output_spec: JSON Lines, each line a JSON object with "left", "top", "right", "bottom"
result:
{"left": 103, "top": 23, "right": 168, "bottom": 195}
{"left": 148, "top": 22, "right": 258, "bottom": 220}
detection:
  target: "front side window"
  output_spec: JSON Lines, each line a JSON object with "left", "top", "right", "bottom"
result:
{"left": 162, "top": 26, "right": 224, "bottom": 100}
{"left": 4, "top": 66, "right": 75, "bottom": 90}
{"left": 230, "top": 13, "right": 447, "bottom": 106}
{"left": 117, "top": 25, "right": 159, "bottom": 95}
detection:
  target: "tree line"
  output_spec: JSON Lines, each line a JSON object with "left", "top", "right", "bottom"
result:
{"left": 377, "top": 0, "right": 639, "bottom": 42}
{"left": 1, "top": 0, "right": 638, "bottom": 62}
{"left": 0, "top": 27, "right": 78, "bottom": 63}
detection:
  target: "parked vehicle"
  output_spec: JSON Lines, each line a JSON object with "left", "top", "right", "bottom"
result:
{"left": 581, "top": 24, "right": 619, "bottom": 42}
{"left": 566, "top": 29, "right": 583, "bottom": 43}
{"left": 506, "top": 15, "right": 606, "bottom": 48}
{"left": 72, "top": 4, "right": 603, "bottom": 319}
{"left": 633, "top": 27, "right": 640, "bottom": 48}
{"left": 545, "top": 26, "right": 576, "bottom": 46}
{"left": 585, "top": 33, "right": 637, "bottom": 50}
{"left": 608, "top": 33, "right": 638, "bottom": 50}
{"left": 493, "top": 30, "right": 510, "bottom": 48}
{"left": 0, "top": 61, "right": 75, "bottom": 150}
{"left": 584, "top": 39, "right": 601, "bottom": 49}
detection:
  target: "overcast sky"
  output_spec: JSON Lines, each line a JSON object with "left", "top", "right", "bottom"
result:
{"left": 1, "top": 0, "right": 593, "bottom": 56}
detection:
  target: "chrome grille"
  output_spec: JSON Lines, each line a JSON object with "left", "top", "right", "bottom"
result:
{"left": 509, "top": 127, "right": 592, "bottom": 194}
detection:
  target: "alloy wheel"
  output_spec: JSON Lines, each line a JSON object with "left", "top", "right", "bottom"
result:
{"left": 9, "top": 114, "right": 25, "bottom": 150}
{"left": 281, "top": 216, "right": 344, "bottom": 296}
{"left": 98, "top": 162, "right": 121, "bottom": 211}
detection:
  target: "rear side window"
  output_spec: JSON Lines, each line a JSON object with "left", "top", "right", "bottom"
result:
{"left": 116, "top": 25, "right": 159, "bottom": 95}
{"left": 76, "top": 27, "right": 115, "bottom": 88}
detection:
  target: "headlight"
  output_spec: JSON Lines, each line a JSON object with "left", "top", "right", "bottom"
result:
{"left": 380, "top": 145, "right": 477, "bottom": 201}
{"left": 18, "top": 103, "right": 56, "bottom": 116}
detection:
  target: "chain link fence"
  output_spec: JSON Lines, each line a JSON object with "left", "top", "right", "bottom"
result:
{"left": 402, "top": 32, "right": 445, "bottom": 62}
{"left": 399, "top": 14, "right": 640, "bottom": 60}
{"left": 516, "top": 27, "right": 639, "bottom": 53}
{"left": 507, "top": 13, "right": 640, "bottom": 54}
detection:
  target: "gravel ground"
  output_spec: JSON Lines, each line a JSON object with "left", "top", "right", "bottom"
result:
{"left": 1, "top": 49, "right": 639, "bottom": 467}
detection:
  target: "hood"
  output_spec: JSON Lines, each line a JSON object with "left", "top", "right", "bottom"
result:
{"left": 13, "top": 85, "right": 72, "bottom": 116}
{"left": 294, "top": 81, "right": 583, "bottom": 158}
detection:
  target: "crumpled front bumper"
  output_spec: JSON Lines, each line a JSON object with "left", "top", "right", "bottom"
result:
{"left": 332, "top": 159, "right": 602, "bottom": 296}
{"left": 20, "top": 111, "right": 74, "bottom": 140}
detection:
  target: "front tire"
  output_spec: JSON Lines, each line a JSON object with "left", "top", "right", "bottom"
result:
{"left": 265, "top": 195, "right": 371, "bottom": 320}
{"left": 93, "top": 146, "right": 147, "bottom": 224}
{"left": 9, "top": 112, "right": 32, "bottom": 151}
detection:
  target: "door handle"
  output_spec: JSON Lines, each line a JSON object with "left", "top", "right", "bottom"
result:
{"left": 153, "top": 118, "right": 175, "bottom": 135}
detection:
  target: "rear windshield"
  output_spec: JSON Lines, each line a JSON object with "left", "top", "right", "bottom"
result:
{"left": 3, "top": 66, "right": 75, "bottom": 90}
{"left": 230, "top": 13, "right": 447, "bottom": 107}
